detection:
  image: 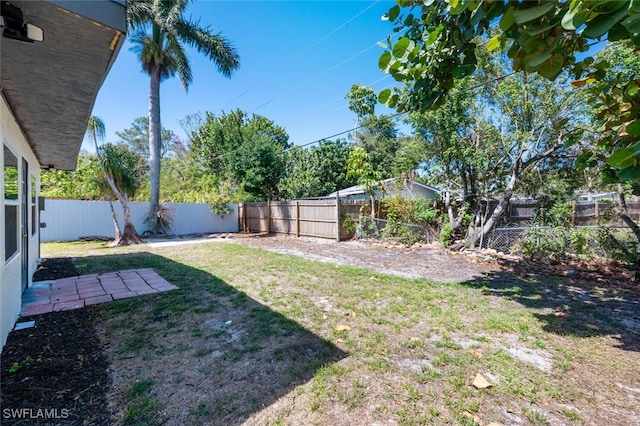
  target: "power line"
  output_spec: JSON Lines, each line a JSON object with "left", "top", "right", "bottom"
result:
{"left": 301, "top": 74, "right": 392, "bottom": 118}
{"left": 221, "top": 1, "right": 382, "bottom": 109}
{"left": 288, "top": 71, "right": 518, "bottom": 151}
{"left": 250, "top": 43, "right": 380, "bottom": 114}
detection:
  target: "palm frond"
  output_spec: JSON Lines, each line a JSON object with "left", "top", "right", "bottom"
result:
{"left": 86, "top": 116, "right": 106, "bottom": 142}
{"left": 126, "top": 0, "right": 155, "bottom": 30}
{"left": 174, "top": 20, "right": 240, "bottom": 78}
{"left": 165, "top": 31, "right": 192, "bottom": 89}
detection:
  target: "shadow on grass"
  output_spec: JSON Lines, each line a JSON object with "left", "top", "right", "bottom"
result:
{"left": 71, "top": 251, "right": 348, "bottom": 425}
{"left": 459, "top": 261, "right": 640, "bottom": 352}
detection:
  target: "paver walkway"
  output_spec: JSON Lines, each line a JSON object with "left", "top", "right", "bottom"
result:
{"left": 21, "top": 268, "right": 177, "bottom": 316}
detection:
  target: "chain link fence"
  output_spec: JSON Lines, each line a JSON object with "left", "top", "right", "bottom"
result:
{"left": 356, "top": 216, "right": 438, "bottom": 244}
{"left": 483, "top": 225, "right": 636, "bottom": 260}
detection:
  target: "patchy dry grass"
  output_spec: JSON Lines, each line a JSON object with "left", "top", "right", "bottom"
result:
{"left": 42, "top": 240, "right": 640, "bottom": 425}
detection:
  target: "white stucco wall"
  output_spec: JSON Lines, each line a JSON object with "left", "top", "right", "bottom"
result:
{"left": 1, "top": 97, "right": 41, "bottom": 351}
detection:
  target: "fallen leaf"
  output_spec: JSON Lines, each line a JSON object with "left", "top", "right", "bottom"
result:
{"left": 553, "top": 311, "right": 569, "bottom": 318}
{"left": 469, "top": 349, "right": 483, "bottom": 358}
{"left": 335, "top": 324, "right": 352, "bottom": 332}
{"left": 462, "top": 411, "right": 482, "bottom": 424}
{"left": 472, "top": 373, "right": 493, "bottom": 389}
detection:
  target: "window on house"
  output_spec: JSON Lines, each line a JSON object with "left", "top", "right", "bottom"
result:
{"left": 4, "top": 144, "right": 19, "bottom": 261}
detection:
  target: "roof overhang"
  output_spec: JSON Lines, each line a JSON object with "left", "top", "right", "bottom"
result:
{"left": 0, "top": 0, "right": 126, "bottom": 170}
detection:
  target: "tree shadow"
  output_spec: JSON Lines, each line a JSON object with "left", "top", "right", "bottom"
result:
{"left": 33, "top": 251, "right": 347, "bottom": 425}
{"left": 459, "top": 258, "right": 640, "bottom": 352}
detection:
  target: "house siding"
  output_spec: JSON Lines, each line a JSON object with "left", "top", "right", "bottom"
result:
{"left": 1, "top": 96, "right": 41, "bottom": 350}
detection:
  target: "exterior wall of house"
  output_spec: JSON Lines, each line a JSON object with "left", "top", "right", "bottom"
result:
{"left": 1, "top": 97, "right": 41, "bottom": 350}
{"left": 399, "top": 185, "right": 439, "bottom": 200}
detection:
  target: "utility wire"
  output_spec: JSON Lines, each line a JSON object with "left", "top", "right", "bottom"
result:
{"left": 250, "top": 43, "right": 380, "bottom": 114}
{"left": 287, "top": 71, "right": 518, "bottom": 151}
{"left": 221, "top": 1, "right": 382, "bottom": 109}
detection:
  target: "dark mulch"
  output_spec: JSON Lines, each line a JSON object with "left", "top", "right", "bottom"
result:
{"left": 1, "top": 258, "right": 111, "bottom": 426}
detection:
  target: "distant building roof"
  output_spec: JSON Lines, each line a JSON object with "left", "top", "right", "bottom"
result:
{"left": 327, "top": 178, "right": 441, "bottom": 198}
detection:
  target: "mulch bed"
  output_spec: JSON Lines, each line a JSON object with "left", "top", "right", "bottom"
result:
{"left": 1, "top": 258, "right": 111, "bottom": 426}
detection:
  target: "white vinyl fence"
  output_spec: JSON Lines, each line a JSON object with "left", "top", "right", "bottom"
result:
{"left": 40, "top": 199, "right": 238, "bottom": 242}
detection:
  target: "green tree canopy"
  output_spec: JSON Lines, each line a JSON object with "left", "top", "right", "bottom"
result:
{"left": 378, "top": 1, "right": 639, "bottom": 185}
{"left": 281, "top": 139, "right": 356, "bottom": 199}
{"left": 116, "top": 117, "right": 177, "bottom": 159}
{"left": 191, "top": 109, "right": 290, "bottom": 200}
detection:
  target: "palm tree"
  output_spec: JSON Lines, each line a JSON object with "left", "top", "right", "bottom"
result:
{"left": 98, "top": 144, "right": 144, "bottom": 246}
{"left": 86, "top": 116, "right": 121, "bottom": 241}
{"left": 128, "top": 0, "right": 240, "bottom": 234}
{"left": 86, "top": 116, "right": 142, "bottom": 246}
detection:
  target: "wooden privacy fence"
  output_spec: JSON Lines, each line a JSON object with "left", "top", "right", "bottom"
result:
{"left": 496, "top": 200, "right": 640, "bottom": 226}
{"left": 238, "top": 198, "right": 367, "bottom": 241}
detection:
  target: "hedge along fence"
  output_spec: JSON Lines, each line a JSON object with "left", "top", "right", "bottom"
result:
{"left": 238, "top": 197, "right": 367, "bottom": 241}
{"left": 40, "top": 199, "right": 238, "bottom": 242}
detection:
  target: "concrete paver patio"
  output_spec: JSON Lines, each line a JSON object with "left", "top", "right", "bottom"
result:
{"left": 21, "top": 268, "right": 177, "bottom": 317}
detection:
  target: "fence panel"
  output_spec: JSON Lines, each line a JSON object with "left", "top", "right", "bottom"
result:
{"left": 41, "top": 199, "right": 238, "bottom": 242}
{"left": 239, "top": 199, "right": 368, "bottom": 240}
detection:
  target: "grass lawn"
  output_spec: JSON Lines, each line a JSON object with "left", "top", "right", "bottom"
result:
{"left": 41, "top": 240, "right": 640, "bottom": 425}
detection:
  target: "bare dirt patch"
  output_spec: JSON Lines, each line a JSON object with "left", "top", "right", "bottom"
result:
{"left": 228, "top": 233, "right": 498, "bottom": 282}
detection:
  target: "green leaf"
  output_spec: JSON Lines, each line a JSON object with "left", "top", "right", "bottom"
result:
{"left": 524, "top": 23, "right": 556, "bottom": 36}
{"left": 500, "top": 5, "right": 515, "bottom": 30}
{"left": 513, "top": 2, "right": 556, "bottom": 25}
{"left": 621, "top": 14, "right": 640, "bottom": 33}
{"left": 617, "top": 166, "right": 640, "bottom": 181}
{"left": 378, "top": 89, "right": 391, "bottom": 104}
{"left": 388, "top": 5, "right": 400, "bottom": 22}
{"left": 470, "top": 3, "right": 485, "bottom": 26}
{"left": 582, "top": 6, "right": 630, "bottom": 38}
{"left": 627, "top": 119, "right": 640, "bottom": 137}
{"left": 450, "top": 0, "right": 470, "bottom": 15}
{"left": 592, "top": 0, "right": 628, "bottom": 14}
{"left": 528, "top": 50, "right": 553, "bottom": 68}
{"left": 535, "top": 53, "right": 565, "bottom": 79}
{"left": 608, "top": 23, "right": 631, "bottom": 41}
{"left": 487, "top": 35, "right": 501, "bottom": 51}
{"left": 379, "top": 51, "right": 391, "bottom": 71}
{"left": 608, "top": 147, "right": 638, "bottom": 169}
{"left": 404, "top": 13, "right": 415, "bottom": 26}
{"left": 393, "top": 37, "right": 411, "bottom": 58}
{"left": 426, "top": 24, "right": 444, "bottom": 45}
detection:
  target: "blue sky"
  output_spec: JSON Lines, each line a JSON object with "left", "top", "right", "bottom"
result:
{"left": 86, "top": 0, "right": 402, "bottom": 151}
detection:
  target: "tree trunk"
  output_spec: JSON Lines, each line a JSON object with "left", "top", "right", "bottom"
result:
{"left": 617, "top": 185, "right": 640, "bottom": 282}
{"left": 105, "top": 174, "right": 142, "bottom": 246}
{"left": 109, "top": 200, "right": 122, "bottom": 241}
{"left": 148, "top": 66, "right": 162, "bottom": 234}
{"left": 466, "top": 165, "right": 518, "bottom": 249}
